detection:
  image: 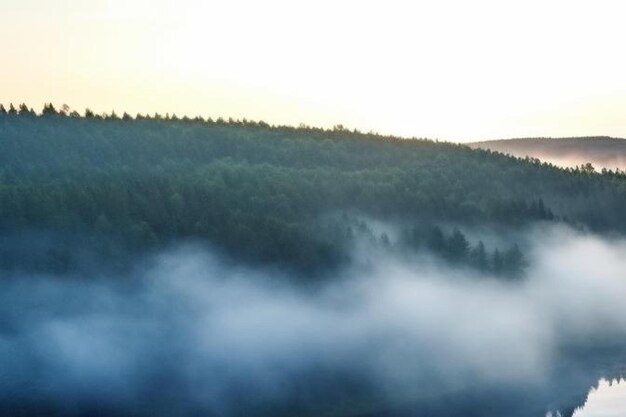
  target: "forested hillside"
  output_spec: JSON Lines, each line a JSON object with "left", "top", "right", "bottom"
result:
{"left": 470, "top": 136, "right": 626, "bottom": 171}
{"left": 1, "top": 105, "right": 626, "bottom": 275}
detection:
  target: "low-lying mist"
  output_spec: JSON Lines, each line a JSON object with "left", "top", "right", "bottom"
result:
{"left": 1, "top": 224, "right": 625, "bottom": 416}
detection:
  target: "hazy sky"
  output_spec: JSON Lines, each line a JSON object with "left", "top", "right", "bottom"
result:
{"left": 2, "top": 0, "right": 625, "bottom": 141}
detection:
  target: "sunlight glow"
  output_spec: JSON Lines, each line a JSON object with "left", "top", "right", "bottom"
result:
{"left": 2, "top": 0, "right": 625, "bottom": 141}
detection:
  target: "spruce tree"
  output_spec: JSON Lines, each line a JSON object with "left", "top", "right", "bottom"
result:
{"left": 42, "top": 103, "right": 58, "bottom": 116}
{"left": 470, "top": 241, "right": 489, "bottom": 271}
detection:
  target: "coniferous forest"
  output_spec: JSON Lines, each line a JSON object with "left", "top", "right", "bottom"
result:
{"left": 1, "top": 104, "right": 625, "bottom": 277}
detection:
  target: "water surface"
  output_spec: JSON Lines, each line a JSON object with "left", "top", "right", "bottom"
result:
{"left": 569, "top": 378, "right": 626, "bottom": 417}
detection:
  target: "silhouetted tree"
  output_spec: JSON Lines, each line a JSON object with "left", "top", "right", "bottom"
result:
{"left": 19, "top": 103, "right": 33, "bottom": 116}
{"left": 42, "top": 103, "right": 58, "bottom": 116}
{"left": 470, "top": 241, "right": 489, "bottom": 271}
{"left": 492, "top": 249, "right": 503, "bottom": 274}
{"left": 581, "top": 162, "right": 595, "bottom": 174}
{"left": 503, "top": 244, "right": 527, "bottom": 279}
{"left": 446, "top": 228, "right": 470, "bottom": 262}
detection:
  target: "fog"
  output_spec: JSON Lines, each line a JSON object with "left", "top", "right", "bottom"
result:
{"left": 508, "top": 152, "right": 626, "bottom": 171}
{"left": 1, "top": 224, "right": 626, "bottom": 416}
{"left": 469, "top": 138, "right": 626, "bottom": 171}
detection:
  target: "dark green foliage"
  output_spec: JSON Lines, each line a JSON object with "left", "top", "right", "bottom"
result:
{"left": 18, "top": 103, "right": 32, "bottom": 116}
{"left": 446, "top": 228, "right": 470, "bottom": 263}
{"left": 41, "top": 103, "right": 57, "bottom": 116}
{"left": 0, "top": 106, "right": 625, "bottom": 275}
{"left": 502, "top": 244, "right": 527, "bottom": 278}
{"left": 492, "top": 249, "right": 503, "bottom": 275}
{"left": 401, "top": 225, "right": 526, "bottom": 277}
{"left": 469, "top": 241, "right": 489, "bottom": 271}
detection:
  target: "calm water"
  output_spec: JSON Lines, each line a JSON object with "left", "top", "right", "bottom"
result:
{"left": 547, "top": 378, "right": 626, "bottom": 417}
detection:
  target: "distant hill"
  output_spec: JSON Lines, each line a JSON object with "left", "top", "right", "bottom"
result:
{"left": 469, "top": 136, "right": 626, "bottom": 171}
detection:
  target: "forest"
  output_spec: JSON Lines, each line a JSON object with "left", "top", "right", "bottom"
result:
{"left": 3, "top": 104, "right": 626, "bottom": 417}
{"left": 1, "top": 103, "right": 625, "bottom": 277}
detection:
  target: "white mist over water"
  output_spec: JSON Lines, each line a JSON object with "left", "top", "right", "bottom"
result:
{"left": 1, "top": 224, "right": 626, "bottom": 415}
{"left": 572, "top": 378, "right": 626, "bottom": 417}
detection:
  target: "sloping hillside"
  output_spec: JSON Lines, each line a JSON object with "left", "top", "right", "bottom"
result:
{"left": 469, "top": 136, "right": 626, "bottom": 171}
{"left": 1, "top": 111, "right": 626, "bottom": 274}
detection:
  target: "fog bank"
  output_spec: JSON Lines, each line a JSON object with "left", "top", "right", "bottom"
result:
{"left": 1, "top": 224, "right": 625, "bottom": 416}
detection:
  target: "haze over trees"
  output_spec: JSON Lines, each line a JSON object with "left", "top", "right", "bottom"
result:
{"left": 3, "top": 104, "right": 626, "bottom": 417}
{"left": 470, "top": 136, "right": 626, "bottom": 172}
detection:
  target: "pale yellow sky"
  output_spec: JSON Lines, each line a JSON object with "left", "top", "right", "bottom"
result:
{"left": 1, "top": 0, "right": 625, "bottom": 141}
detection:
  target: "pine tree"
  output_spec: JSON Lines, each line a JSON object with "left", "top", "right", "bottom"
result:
{"left": 492, "top": 249, "right": 503, "bottom": 274}
{"left": 42, "top": 103, "right": 58, "bottom": 116}
{"left": 19, "top": 103, "right": 27, "bottom": 114}
{"left": 446, "top": 228, "right": 470, "bottom": 262}
{"left": 470, "top": 240, "right": 489, "bottom": 271}
{"left": 503, "top": 244, "right": 527, "bottom": 279}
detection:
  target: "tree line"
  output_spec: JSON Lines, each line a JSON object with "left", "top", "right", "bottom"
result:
{"left": 1, "top": 103, "right": 626, "bottom": 276}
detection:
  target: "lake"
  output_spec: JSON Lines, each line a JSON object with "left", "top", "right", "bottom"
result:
{"left": 547, "top": 378, "right": 626, "bottom": 417}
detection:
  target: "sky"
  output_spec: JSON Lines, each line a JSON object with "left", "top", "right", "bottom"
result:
{"left": 1, "top": 0, "right": 625, "bottom": 142}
